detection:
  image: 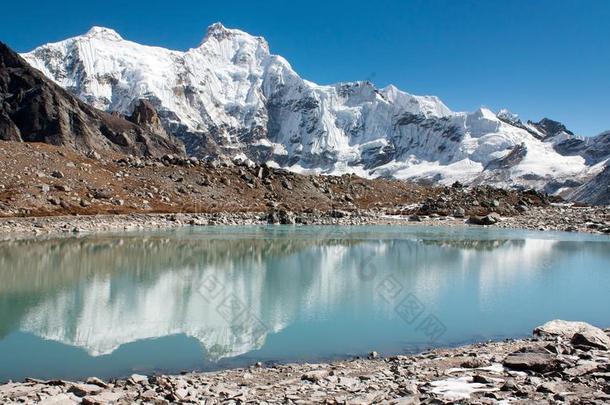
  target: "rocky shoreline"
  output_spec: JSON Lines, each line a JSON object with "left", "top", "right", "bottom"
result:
{"left": 1, "top": 320, "right": 609, "bottom": 404}
{"left": 0, "top": 140, "right": 608, "bottom": 239}
{"left": 0, "top": 203, "right": 609, "bottom": 241}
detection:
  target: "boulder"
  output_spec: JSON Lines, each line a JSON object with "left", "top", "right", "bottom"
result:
{"left": 84, "top": 377, "right": 109, "bottom": 388}
{"left": 503, "top": 351, "right": 559, "bottom": 373}
{"left": 468, "top": 214, "right": 499, "bottom": 225}
{"left": 281, "top": 179, "right": 293, "bottom": 190}
{"left": 537, "top": 381, "right": 567, "bottom": 394}
{"left": 67, "top": 383, "right": 103, "bottom": 397}
{"left": 329, "top": 209, "right": 349, "bottom": 219}
{"left": 278, "top": 209, "right": 296, "bottom": 225}
{"left": 534, "top": 319, "right": 593, "bottom": 338}
{"left": 572, "top": 330, "right": 610, "bottom": 350}
{"left": 563, "top": 360, "right": 599, "bottom": 377}
{"left": 301, "top": 369, "right": 329, "bottom": 383}
{"left": 534, "top": 320, "right": 610, "bottom": 350}
{"left": 267, "top": 208, "right": 295, "bottom": 225}
{"left": 452, "top": 207, "right": 466, "bottom": 218}
{"left": 128, "top": 374, "right": 148, "bottom": 385}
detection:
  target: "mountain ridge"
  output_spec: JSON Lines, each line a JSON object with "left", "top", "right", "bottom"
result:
{"left": 18, "top": 24, "right": 610, "bottom": 202}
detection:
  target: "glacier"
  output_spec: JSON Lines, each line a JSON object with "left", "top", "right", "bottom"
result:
{"left": 21, "top": 23, "right": 610, "bottom": 200}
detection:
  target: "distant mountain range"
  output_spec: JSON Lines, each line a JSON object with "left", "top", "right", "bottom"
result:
{"left": 3, "top": 24, "right": 609, "bottom": 203}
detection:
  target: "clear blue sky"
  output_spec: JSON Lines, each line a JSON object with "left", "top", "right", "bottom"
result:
{"left": 1, "top": 0, "right": 609, "bottom": 136}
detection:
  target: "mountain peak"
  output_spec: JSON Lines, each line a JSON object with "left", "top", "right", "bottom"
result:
{"left": 201, "top": 22, "right": 239, "bottom": 44}
{"left": 473, "top": 107, "right": 498, "bottom": 120}
{"left": 497, "top": 108, "right": 520, "bottom": 124}
{"left": 529, "top": 118, "right": 575, "bottom": 137}
{"left": 207, "top": 22, "right": 228, "bottom": 35}
{"left": 84, "top": 26, "right": 123, "bottom": 41}
{"left": 199, "top": 22, "right": 268, "bottom": 50}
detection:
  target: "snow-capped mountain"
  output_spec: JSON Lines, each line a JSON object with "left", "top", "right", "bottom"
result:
{"left": 21, "top": 23, "right": 610, "bottom": 200}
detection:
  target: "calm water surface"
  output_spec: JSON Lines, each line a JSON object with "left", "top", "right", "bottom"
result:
{"left": 0, "top": 225, "right": 609, "bottom": 381}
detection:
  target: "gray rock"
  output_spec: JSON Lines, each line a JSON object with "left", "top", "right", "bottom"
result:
{"left": 534, "top": 320, "right": 591, "bottom": 338}
{"left": 92, "top": 189, "right": 112, "bottom": 199}
{"left": 55, "top": 185, "right": 71, "bottom": 192}
{"left": 86, "top": 150, "right": 101, "bottom": 160}
{"left": 81, "top": 391, "right": 123, "bottom": 405}
{"left": 503, "top": 351, "right": 559, "bottom": 373}
{"left": 452, "top": 207, "right": 466, "bottom": 218}
{"left": 388, "top": 396, "right": 419, "bottom": 405}
{"left": 563, "top": 360, "right": 599, "bottom": 377}
{"left": 572, "top": 330, "right": 610, "bottom": 350}
{"left": 516, "top": 204, "right": 529, "bottom": 213}
{"left": 38, "top": 394, "right": 78, "bottom": 405}
{"left": 534, "top": 320, "right": 610, "bottom": 350}
{"left": 84, "top": 377, "right": 109, "bottom": 388}
{"left": 281, "top": 179, "right": 293, "bottom": 190}
{"left": 301, "top": 369, "right": 329, "bottom": 383}
{"left": 128, "top": 374, "right": 148, "bottom": 385}
{"left": 460, "top": 358, "right": 487, "bottom": 368}
{"left": 67, "top": 383, "right": 103, "bottom": 397}
{"left": 537, "top": 381, "right": 566, "bottom": 394}
{"left": 330, "top": 209, "right": 349, "bottom": 219}
{"left": 267, "top": 210, "right": 280, "bottom": 224}
{"left": 279, "top": 209, "right": 295, "bottom": 225}
{"left": 468, "top": 215, "right": 499, "bottom": 225}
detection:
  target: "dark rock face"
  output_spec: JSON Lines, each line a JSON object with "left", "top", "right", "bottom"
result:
{"left": 528, "top": 117, "right": 574, "bottom": 139}
{"left": 128, "top": 99, "right": 164, "bottom": 133}
{"left": 555, "top": 131, "right": 610, "bottom": 165}
{"left": 485, "top": 143, "right": 527, "bottom": 170}
{"left": 497, "top": 114, "right": 573, "bottom": 141}
{"left": 570, "top": 164, "right": 610, "bottom": 205}
{"left": 0, "top": 42, "right": 184, "bottom": 157}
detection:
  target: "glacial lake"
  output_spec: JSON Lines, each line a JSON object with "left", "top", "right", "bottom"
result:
{"left": 0, "top": 225, "right": 609, "bottom": 381}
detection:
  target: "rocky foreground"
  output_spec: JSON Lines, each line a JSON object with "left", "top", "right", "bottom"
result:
{"left": 1, "top": 320, "right": 609, "bottom": 404}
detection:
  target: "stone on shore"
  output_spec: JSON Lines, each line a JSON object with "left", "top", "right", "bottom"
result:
{"left": 503, "top": 350, "right": 559, "bottom": 373}
{"left": 534, "top": 319, "right": 610, "bottom": 350}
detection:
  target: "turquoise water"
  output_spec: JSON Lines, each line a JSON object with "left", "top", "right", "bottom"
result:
{"left": 0, "top": 225, "right": 609, "bottom": 381}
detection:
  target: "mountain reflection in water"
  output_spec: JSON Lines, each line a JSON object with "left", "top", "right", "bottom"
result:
{"left": 0, "top": 226, "right": 609, "bottom": 380}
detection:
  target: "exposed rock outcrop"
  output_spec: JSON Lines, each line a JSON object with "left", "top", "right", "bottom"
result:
{"left": 0, "top": 42, "right": 184, "bottom": 157}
